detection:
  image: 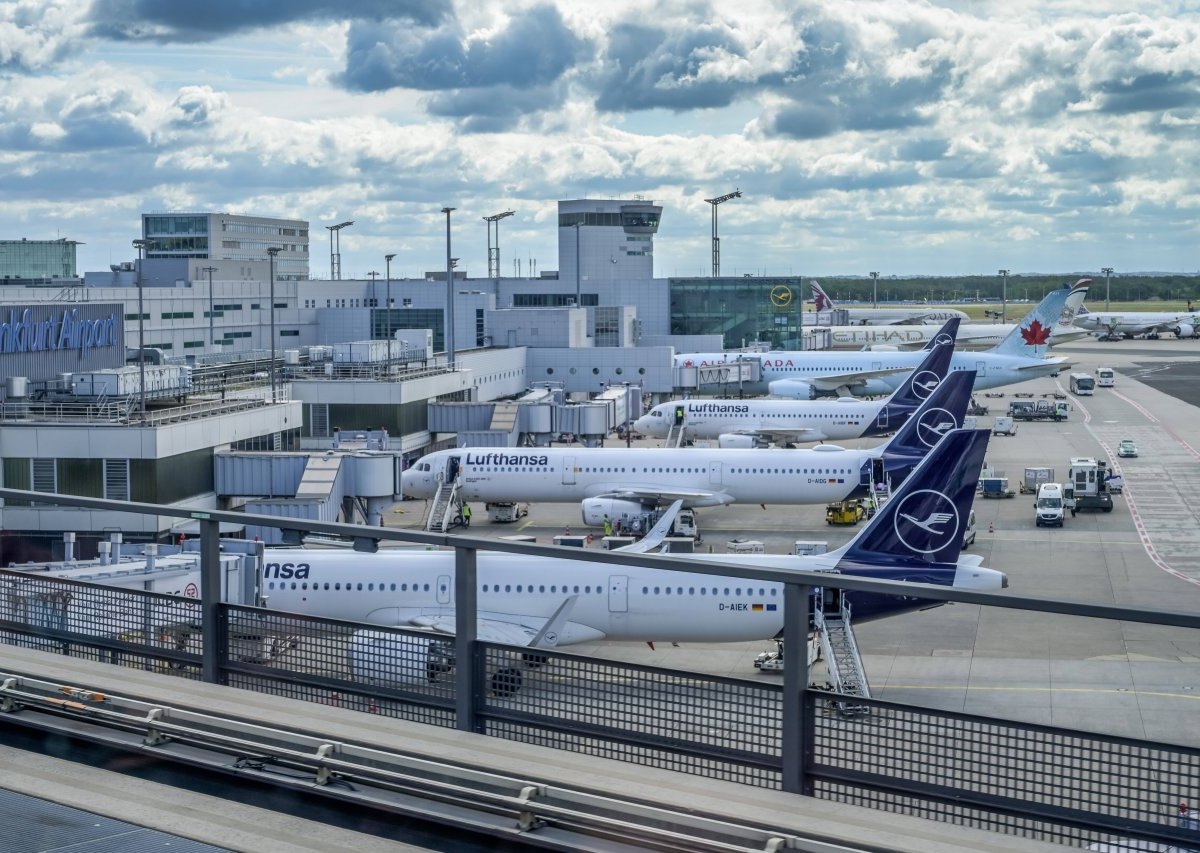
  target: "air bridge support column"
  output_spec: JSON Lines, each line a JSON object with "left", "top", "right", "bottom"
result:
{"left": 454, "top": 546, "right": 481, "bottom": 733}
{"left": 782, "top": 581, "right": 813, "bottom": 795}
{"left": 199, "top": 518, "right": 222, "bottom": 684}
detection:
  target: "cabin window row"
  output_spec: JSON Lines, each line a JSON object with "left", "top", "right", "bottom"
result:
{"left": 267, "top": 581, "right": 432, "bottom": 592}
{"left": 641, "top": 586, "right": 778, "bottom": 596}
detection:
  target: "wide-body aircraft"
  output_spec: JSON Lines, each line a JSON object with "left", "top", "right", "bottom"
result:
{"left": 809, "top": 280, "right": 968, "bottom": 326}
{"left": 401, "top": 371, "right": 974, "bottom": 526}
{"left": 636, "top": 319, "right": 958, "bottom": 445}
{"left": 677, "top": 280, "right": 1087, "bottom": 398}
{"left": 267, "top": 428, "right": 1005, "bottom": 691}
{"left": 1073, "top": 305, "right": 1198, "bottom": 339}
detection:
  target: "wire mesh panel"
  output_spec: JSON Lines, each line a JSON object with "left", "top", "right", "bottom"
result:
{"left": 479, "top": 643, "right": 783, "bottom": 787}
{"left": 0, "top": 569, "right": 204, "bottom": 677}
{"left": 220, "top": 605, "right": 457, "bottom": 728}
{"left": 809, "top": 692, "right": 1200, "bottom": 847}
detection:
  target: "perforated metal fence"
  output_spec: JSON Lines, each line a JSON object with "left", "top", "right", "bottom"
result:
{"left": 4, "top": 570, "right": 1200, "bottom": 850}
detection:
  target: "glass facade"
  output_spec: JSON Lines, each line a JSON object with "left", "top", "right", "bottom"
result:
{"left": 143, "top": 213, "right": 310, "bottom": 280}
{"left": 372, "top": 308, "right": 444, "bottom": 351}
{"left": 512, "top": 293, "right": 599, "bottom": 307}
{"left": 0, "top": 240, "right": 78, "bottom": 279}
{"left": 669, "top": 277, "right": 806, "bottom": 349}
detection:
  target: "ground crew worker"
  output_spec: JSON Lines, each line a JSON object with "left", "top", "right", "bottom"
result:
{"left": 461, "top": 503, "right": 472, "bottom": 527}
{"left": 603, "top": 515, "right": 613, "bottom": 537}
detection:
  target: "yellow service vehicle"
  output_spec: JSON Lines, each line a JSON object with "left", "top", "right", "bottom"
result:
{"left": 825, "top": 500, "right": 866, "bottom": 526}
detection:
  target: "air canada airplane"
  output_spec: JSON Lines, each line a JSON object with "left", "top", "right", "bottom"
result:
{"left": 1073, "top": 304, "right": 1199, "bottom": 339}
{"left": 810, "top": 280, "right": 969, "bottom": 326}
{"left": 678, "top": 280, "right": 1086, "bottom": 398}
{"left": 265, "top": 428, "right": 1005, "bottom": 692}
{"left": 401, "top": 370, "right": 974, "bottom": 526}
{"left": 636, "top": 318, "right": 959, "bottom": 446}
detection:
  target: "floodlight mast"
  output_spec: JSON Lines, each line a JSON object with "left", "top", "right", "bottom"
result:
{"left": 325, "top": 220, "right": 354, "bottom": 280}
{"left": 1101, "top": 266, "right": 1114, "bottom": 312}
{"left": 704, "top": 189, "right": 741, "bottom": 277}
{"left": 998, "top": 269, "right": 1010, "bottom": 323}
{"left": 483, "top": 210, "right": 515, "bottom": 279}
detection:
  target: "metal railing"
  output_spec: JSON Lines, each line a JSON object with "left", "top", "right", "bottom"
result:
{"left": 1, "top": 487, "right": 1199, "bottom": 850}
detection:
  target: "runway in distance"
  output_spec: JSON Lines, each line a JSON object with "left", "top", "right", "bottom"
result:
{"left": 400, "top": 370, "right": 975, "bottom": 526}
{"left": 809, "top": 280, "right": 969, "bottom": 326}
{"left": 266, "top": 429, "right": 1006, "bottom": 685}
{"left": 636, "top": 319, "right": 958, "bottom": 446}
{"left": 677, "top": 279, "right": 1087, "bottom": 398}
{"left": 1073, "top": 304, "right": 1199, "bottom": 339}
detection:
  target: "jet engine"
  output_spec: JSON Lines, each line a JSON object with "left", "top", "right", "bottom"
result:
{"left": 1175, "top": 323, "right": 1194, "bottom": 339}
{"left": 582, "top": 497, "right": 647, "bottom": 527}
{"left": 348, "top": 630, "right": 455, "bottom": 685}
{"left": 766, "top": 379, "right": 820, "bottom": 399}
{"left": 717, "top": 434, "right": 761, "bottom": 449}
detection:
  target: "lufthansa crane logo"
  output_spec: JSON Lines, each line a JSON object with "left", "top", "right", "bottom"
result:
{"left": 893, "top": 489, "right": 959, "bottom": 555}
{"left": 915, "top": 408, "right": 959, "bottom": 448}
{"left": 769, "top": 285, "right": 793, "bottom": 307}
{"left": 910, "top": 370, "right": 942, "bottom": 400}
{"left": 933, "top": 333, "right": 954, "bottom": 347}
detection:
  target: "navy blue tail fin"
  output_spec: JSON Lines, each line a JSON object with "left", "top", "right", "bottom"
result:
{"left": 836, "top": 428, "right": 989, "bottom": 569}
{"left": 919, "top": 317, "right": 960, "bottom": 353}
{"left": 863, "top": 319, "right": 958, "bottom": 438}
{"left": 880, "top": 369, "right": 974, "bottom": 471}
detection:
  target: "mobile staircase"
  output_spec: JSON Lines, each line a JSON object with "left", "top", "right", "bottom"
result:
{"left": 663, "top": 422, "right": 686, "bottom": 447}
{"left": 425, "top": 477, "right": 463, "bottom": 532}
{"left": 814, "top": 590, "right": 871, "bottom": 715}
{"left": 867, "top": 480, "right": 892, "bottom": 517}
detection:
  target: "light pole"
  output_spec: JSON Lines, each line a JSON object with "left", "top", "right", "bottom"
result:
{"left": 366, "top": 270, "right": 379, "bottom": 310}
{"left": 132, "top": 238, "right": 149, "bottom": 421}
{"left": 385, "top": 253, "right": 396, "bottom": 364}
{"left": 483, "top": 210, "right": 515, "bottom": 279}
{"left": 1101, "top": 266, "right": 1114, "bottom": 312}
{"left": 704, "top": 189, "right": 741, "bottom": 276}
{"left": 267, "top": 247, "right": 281, "bottom": 402}
{"left": 998, "top": 269, "right": 1009, "bottom": 323}
{"left": 869, "top": 271, "right": 879, "bottom": 309}
{"left": 325, "top": 220, "right": 353, "bottom": 280}
{"left": 442, "top": 207, "right": 456, "bottom": 369}
{"left": 201, "top": 265, "right": 218, "bottom": 345}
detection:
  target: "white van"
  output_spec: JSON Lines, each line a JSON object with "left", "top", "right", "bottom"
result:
{"left": 1035, "top": 483, "right": 1066, "bottom": 527}
{"left": 1095, "top": 367, "right": 1115, "bottom": 387}
{"left": 962, "top": 510, "right": 977, "bottom": 548}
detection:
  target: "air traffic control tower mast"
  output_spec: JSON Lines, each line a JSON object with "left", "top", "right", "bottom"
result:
{"left": 557, "top": 199, "right": 663, "bottom": 290}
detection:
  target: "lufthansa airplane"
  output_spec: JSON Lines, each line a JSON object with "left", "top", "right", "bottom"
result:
{"left": 400, "top": 370, "right": 974, "bottom": 526}
{"left": 636, "top": 319, "right": 959, "bottom": 446}
{"left": 266, "top": 428, "right": 1005, "bottom": 692}
{"left": 678, "top": 280, "right": 1087, "bottom": 398}
{"left": 809, "top": 281, "right": 969, "bottom": 326}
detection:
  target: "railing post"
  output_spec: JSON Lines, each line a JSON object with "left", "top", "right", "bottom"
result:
{"left": 454, "top": 545, "right": 480, "bottom": 733}
{"left": 782, "top": 580, "right": 813, "bottom": 795}
{"left": 199, "top": 518, "right": 222, "bottom": 684}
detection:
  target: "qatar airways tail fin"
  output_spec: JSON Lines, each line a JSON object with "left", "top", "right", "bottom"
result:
{"left": 990, "top": 279, "right": 1090, "bottom": 358}
{"left": 835, "top": 427, "right": 989, "bottom": 569}
{"left": 811, "top": 280, "right": 835, "bottom": 312}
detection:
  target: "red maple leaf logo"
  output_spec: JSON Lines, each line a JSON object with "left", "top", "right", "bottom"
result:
{"left": 683, "top": 359, "right": 694, "bottom": 367}
{"left": 1021, "top": 319, "right": 1051, "bottom": 346}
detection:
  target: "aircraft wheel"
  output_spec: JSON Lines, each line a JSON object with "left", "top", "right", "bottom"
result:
{"left": 491, "top": 667, "right": 524, "bottom": 697}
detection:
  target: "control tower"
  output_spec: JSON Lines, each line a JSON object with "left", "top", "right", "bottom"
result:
{"left": 558, "top": 198, "right": 663, "bottom": 286}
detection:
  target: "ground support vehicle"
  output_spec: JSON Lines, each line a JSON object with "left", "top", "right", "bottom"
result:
{"left": 825, "top": 500, "right": 867, "bottom": 525}
{"left": 1065, "top": 457, "right": 1115, "bottom": 515}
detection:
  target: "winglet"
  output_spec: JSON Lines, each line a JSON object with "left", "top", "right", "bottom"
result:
{"left": 835, "top": 428, "right": 990, "bottom": 569}
{"left": 615, "top": 500, "right": 684, "bottom": 553}
{"left": 879, "top": 370, "right": 975, "bottom": 478}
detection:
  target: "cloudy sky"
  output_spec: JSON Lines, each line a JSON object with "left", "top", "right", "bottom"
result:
{"left": 3, "top": 0, "right": 1199, "bottom": 279}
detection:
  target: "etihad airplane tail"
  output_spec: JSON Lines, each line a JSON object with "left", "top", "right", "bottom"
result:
{"left": 868, "top": 318, "right": 959, "bottom": 435}
{"left": 810, "top": 280, "right": 834, "bottom": 312}
{"left": 990, "top": 279, "right": 1090, "bottom": 358}
{"left": 878, "top": 370, "right": 974, "bottom": 481}
{"left": 834, "top": 427, "right": 989, "bottom": 571}
{"left": 1076, "top": 304, "right": 1090, "bottom": 317}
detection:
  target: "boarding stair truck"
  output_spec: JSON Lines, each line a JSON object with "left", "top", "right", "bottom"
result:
{"left": 811, "top": 585, "right": 870, "bottom": 715}
{"left": 1064, "top": 457, "right": 1115, "bottom": 516}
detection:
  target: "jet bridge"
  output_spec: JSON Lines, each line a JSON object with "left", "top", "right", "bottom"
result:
{"left": 674, "top": 356, "right": 762, "bottom": 391}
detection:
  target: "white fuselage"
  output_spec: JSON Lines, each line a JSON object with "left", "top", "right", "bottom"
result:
{"left": 261, "top": 550, "right": 1004, "bottom": 645}
{"left": 634, "top": 398, "right": 890, "bottom": 441}
{"left": 1074, "top": 311, "right": 1195, "bottom": 336}
{"left": 820, "top": 324, "right": 1086, "bottom": 350}
{"left": 677, "top": 352, "right": 1062, "bottom": 397}
{"left": 811, "top": 308, "right": 969, "bottom": 326}
{"left": 400, "top": 446, "right": 871, "bottom": 506}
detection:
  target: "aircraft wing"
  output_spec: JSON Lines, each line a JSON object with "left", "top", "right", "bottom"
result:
{"left": 409, "top": 598, "right": 597, "bottom": 648}
{"left": 729, "top": 427, "right": 819, "bottom": 443}
{"left": 615, "top": 500, "right": 682, "bottom": 553}
{"left": 604, "top": 486, "right": 723, "bottom": 503}
{"left": 805, "top": 366, "right": 912, "bottom": 391}
{"left": 1013, "top": 357, "right": 1069, "bottom": 371}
